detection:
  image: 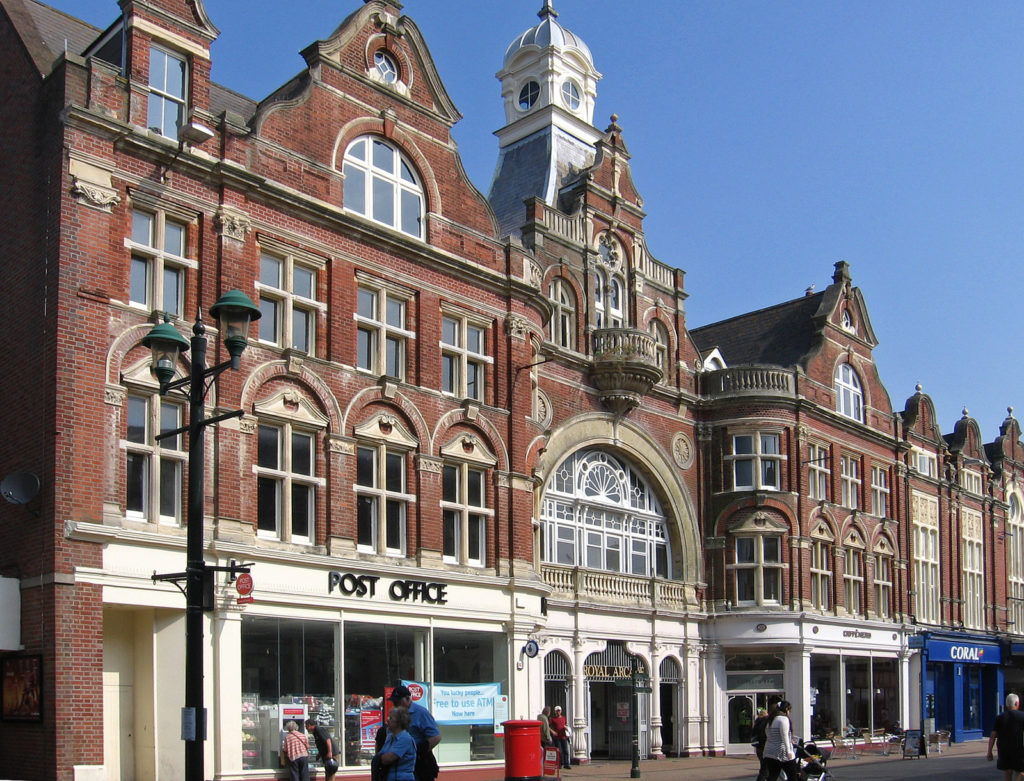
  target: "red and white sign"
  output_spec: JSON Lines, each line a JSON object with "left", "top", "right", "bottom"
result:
{"left": 236, "top": 573, "right": 254, "bottom": 604}
{"left": 407, "top": 683, "right": 425, "bottom": 701}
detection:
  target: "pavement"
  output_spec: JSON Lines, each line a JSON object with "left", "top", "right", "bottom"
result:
{"left": 514, "top": 739, "right": 992, "bottom": 781}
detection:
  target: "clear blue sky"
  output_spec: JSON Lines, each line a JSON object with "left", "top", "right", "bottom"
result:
{"left": 59, "top": 0, "right": 1024, "bottom": 440}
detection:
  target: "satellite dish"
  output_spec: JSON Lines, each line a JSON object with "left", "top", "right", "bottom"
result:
{"left": 1, "top": 472, "right": 40, "bottom": 505}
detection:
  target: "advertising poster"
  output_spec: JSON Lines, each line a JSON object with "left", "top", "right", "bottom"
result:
{"left": 2, "top": 656, "right": 42, "bottom": 722}
{"left": 360, "top": 709, "right": 382, "bottom": 751}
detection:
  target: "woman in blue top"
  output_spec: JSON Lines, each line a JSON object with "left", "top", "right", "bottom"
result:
{"left": 378, "top": 706, "right": 417, "bottom": 781}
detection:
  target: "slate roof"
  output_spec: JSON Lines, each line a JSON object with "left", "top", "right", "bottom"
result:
{"left": 487, "top": 129, "right": 552, "bottom": 238}
{"left": 690, "top": 292, "right": 825, "bottom": 369}
{"left": 2, "top": 0, "right": 258, "bottom": 121}
{"left": 2, "top": 0, "right": 102, "bottom": 76}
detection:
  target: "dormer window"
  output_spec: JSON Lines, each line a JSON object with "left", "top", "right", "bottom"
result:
{"left": 373, "top": 50, "right": 398, "bottom": 83}
{"left": 518, "top": 81, "right": 540, "bottom": 110}
{"left": 147, "top": 45, "right": 186, "bottom": 139}
{"left": 343, "top": 136, "right": 424, "bottom": 238}
{"left": 560, "top": 79, "right": 581, "bottom": 110}
{"left": 835, "top": 363, "right": 864, "bottom": 422}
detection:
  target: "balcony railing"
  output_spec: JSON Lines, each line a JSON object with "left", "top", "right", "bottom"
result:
{"left": 540, "top": 564, "right": 692, "bottom": 611}
{"left": 590, "top": 328, "right": 664, "bottom": 415}
{"left": 702, "top": 366, "right": 794, "bottom": 398}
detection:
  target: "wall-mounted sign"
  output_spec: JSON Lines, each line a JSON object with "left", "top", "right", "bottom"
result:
{"left": 327, "top": 571, "right": 448, "bottom": 604}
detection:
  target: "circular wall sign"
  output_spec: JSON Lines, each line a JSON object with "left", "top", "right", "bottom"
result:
{"left": 524, "top": 639, "right": 540, "bottom": 658}
{"left": 235, "top": 573, "right": 254, "bottom": 596}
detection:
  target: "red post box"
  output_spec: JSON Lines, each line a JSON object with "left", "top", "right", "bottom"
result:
{"left": 501, "top": 720, "right": 543, "bottom": 781}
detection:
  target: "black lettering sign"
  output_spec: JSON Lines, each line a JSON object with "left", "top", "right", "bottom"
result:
{"left": 328, "top": 571, "right": 447, "bottom": 605}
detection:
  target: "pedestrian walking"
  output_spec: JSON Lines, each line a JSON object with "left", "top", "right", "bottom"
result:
{"left": 988, "top": 692, "right": 1024, "bottom": 781}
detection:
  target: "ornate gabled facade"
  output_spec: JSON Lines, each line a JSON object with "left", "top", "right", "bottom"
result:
{"left": 0, "top": 1, "right": 1021, "bottom": 779}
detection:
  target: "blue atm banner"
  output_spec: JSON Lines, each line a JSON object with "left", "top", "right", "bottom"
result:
{"left": 402, "top": 680, "right": 502, "bottom": 725}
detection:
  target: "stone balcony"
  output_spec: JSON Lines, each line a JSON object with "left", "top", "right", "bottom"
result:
{"left": 540, "top": 564, "right": 695, "bottom": 611}
{"left": 590, "top": 328, "right": 664, "bottom": 415}
{"left": 701, "top": 366, "right": 795, "bottom": 399}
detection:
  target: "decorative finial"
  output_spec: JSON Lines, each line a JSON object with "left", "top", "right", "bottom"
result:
{"left": 1010, "top": 406, "right": 1016, "bottom": 418}
{"left": 915, "top": 383, "right": 923, "bottom": 393}
{"left": 962, "top": 406, "right": 969, "bottom": 418}
{"left": 805, "top": 285, "right": 815, "bottom": 296}
{"left": 538, "top": 0, "right": 558, "bottom": 20}
{"left": 611, "top": 113, "right": 618, "bottom": 123}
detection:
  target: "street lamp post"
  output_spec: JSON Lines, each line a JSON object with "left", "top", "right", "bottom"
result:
{"left": 145, "top": 290, "right": 261, "bottom": 781}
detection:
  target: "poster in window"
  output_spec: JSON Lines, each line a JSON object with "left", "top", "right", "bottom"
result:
{"left": 2, "top": 655, "right": 42, "bottom": 721}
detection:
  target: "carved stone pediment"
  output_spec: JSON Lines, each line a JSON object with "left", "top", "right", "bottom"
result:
{"left": 440, "top": 433, "right": 497, "bottom": 467}
{"left": 253, "top": 389, "right": 329, "bottom": 428}
{"left": 727, "top": 509, "right": 788, "bottom": 535}
{"left": 353, "top": 413, "right": 417, "bottom": 448}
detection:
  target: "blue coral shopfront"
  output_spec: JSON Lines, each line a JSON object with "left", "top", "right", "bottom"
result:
{"left": 910, "top": 633, "right": 1002, "bottom": 743}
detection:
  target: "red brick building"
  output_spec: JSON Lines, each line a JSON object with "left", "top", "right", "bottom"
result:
{"left": 0, "top": 1, "right": 1021, "bottom": 779}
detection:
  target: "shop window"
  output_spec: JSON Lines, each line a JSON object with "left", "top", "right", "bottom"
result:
{"left": 808, "top": 443, "right": 830, "bottom": 501}
{"left": 549, "top": 277, "right": 576, "bottom": 350}
{"left": 835, "top": 363, "right": 863, "bottom": 422}
{"left": 730, "top": 535, "right": 782, "bottom": 606}
{"left": 147, "top": 45, "right": 186, "bottom": 139}
{"left": 840, "top": 455, "right": 860, "bottom": 510}
{"left": 356, "top": 281, "right": 411, "bottom": 379}
{"left": 241, "top": 617, "right": 336, "bottom": 771}
{"left": 729, "top": 432, "right": 781, "bottom": 491}
{"left": 540, "top": 449, "right": 670, "bottom": 578}
{"left": 257, "top": 247, "right": 324, "bottom": 353}
{"left": 124, "top": 393, "right": 185, "bottom": 525}
{"left": 871, "top": 465, "right": 890, "bottom": 517}
{"left": 128, "top": 208, "right": 193, "bottom": 316}
{"left": 441, "top": 314, "right": 490, "bottom": 401}
{"left": 343, "top": 136, "right": 424, "bottom": 238}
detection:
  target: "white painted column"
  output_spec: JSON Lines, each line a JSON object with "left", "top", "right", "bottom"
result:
{"left": 572, "top": 640, "right": 587, "bottom": 763}
{"left": 212, "top": 608, "right": 243, "bottom": 776}
{"left": 690, "top": 641, "right": 713, "bottom": 755}
{"left": 649, "top": 645, "right": 663, "bottom": 758}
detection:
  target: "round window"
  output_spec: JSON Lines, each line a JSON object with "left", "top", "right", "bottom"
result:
{"left": 374, "top": 51, "right": 398, "bottom": 83}
{"left": 518, "top": 81, "right": 540, "bottom": 110}
{"left": 561, "top": 80, "right": 581, "bottom": 110}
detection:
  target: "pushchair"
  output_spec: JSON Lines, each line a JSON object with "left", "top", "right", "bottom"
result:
{"left": 794, "top": 739, "right": 833, "bottom": 780}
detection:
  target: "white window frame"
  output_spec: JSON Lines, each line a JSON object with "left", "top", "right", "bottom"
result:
{"left": 874, "top": 553, "right": 893, "bottom": 619}
{"left": 960, "top": 469, "right": 983, "bottom": 496}
{"left": 729, "top": 432, "right": 782, "bottom": 491}
{"left": 844, "top": 546, "right": 864, "bottom": 615}
{"left": 808, "top": 443, "right": 830, "bottom": 501}
{"left": 441, "top": 313, "right": 491, "bottom": 401}
{"left": 126, "top": 207, "right": 195, "bottom": 316}
{"left": 841, "top": 455, "right": 861, "bottom": 510}
{"left": 356, "top": 281, "right": 413, "bottom": 379}
{"left": 871, "top": 465, "right": 890, "bottom": 517}
{"left": 650, "top": 319, "right": 670, "bottom": 377}
{"left": 729, "top": 535, "right": 783, "bottom": 606}
{"left": 539, "top": 450, "right": 670, "bottom": 578}
{"left": 1008, "top": 493, "right": 1024, "bottom": 633}
{"left": 147, "top": 44, "right": 186, "bottom": 139}
{"left": 256, "top": 246, "right": 325, "bottom": 353}
{"left": 442, "top": 461, "right": 491, "bottom": 567}
{"left": 342, "top": 136, "right": 424, "bottom": 238}
{"left": 549, "top": 277, "right": 577, "bottom": 350}
{"left": 835, "top": 363, "right": 864, "bottom": 422}
{"left": 254, "top": 422, "right": 322, "bottom": 544}
{"left": 962, "top": 508, "right": 985, "bottom": 630}
{"left": 594, "top": 268, "right": 624, "bottom": 328}
{"left": 810, "top": 538, "right": 832, "bottom": 610}
{"left": 355, "top": 443, "right": 412, "bottom": 556}
{"left": 123, "top": 392, "right": 186, "bottom": 526}
{"left": 911, "top": 491, "right": 940, "bottom": 624}
{"left": 912, "top": 447, "right": 937, "bottom": 478}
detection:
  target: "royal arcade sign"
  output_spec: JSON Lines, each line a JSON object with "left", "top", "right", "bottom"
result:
{"left": 327, "top": 571, "right": 448, "bottom": 605}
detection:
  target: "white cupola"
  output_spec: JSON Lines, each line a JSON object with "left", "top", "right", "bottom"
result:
{"left": 488, "top": 1, "right": 604, "bottom": 236}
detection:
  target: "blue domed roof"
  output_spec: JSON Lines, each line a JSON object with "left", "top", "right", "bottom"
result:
{"left": 503, "top": 1, "right": 593, "bottom": 68}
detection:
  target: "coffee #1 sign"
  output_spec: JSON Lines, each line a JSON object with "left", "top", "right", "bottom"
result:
{"left": 403, "top": 680, "right": 501, "bottom": 725}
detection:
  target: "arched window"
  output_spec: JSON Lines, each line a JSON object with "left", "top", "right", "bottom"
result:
{"left": 649, "top": 319, "right": 670, "bottom": 379}
{"left": 541, "top": 450, "right": 670, "bottom": 578}
{"left": 1009, "top": 493, "right": 1024, "bottom": 631}
{"left": 594, "top": 269, "right": 623, "bottom": 328}
{"left": 549, "top": 278, "right": 577, "bottom": 350}
{"left": 343, "top": 136, "right": 424, "bottom": 238}
{"left": 835, "top": 363, "right": 864, "bottom": 422}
